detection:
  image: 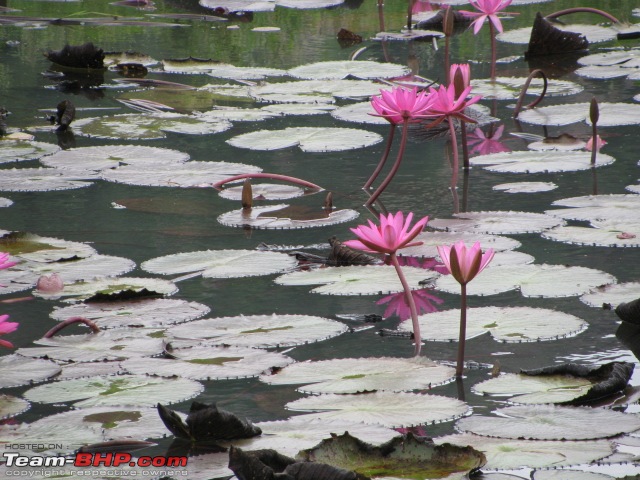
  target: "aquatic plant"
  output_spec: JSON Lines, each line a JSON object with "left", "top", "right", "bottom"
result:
{"left": 0, "top": 314, "right": 18, "bottom": 349}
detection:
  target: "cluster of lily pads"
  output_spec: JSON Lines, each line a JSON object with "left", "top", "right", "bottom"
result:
{"left": 1, "top": 0, "right": 640, "bottom": 479}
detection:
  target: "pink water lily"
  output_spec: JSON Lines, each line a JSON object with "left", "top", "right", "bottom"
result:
{"left": 449, "top": 63, "right": 471, "bottom": 94}
{"left": 344, "top": 211, "right": 429, "bottom": 255}
{"left": 0, "top": 314, "right": 18, "bottom": 349}
{"left": 370, "top": 86, "right": 433, "bottom": 125}
{"left": 586, "top": 135, "right": 606, "bottom": 152}
{"left": 423, "top": 83, "right": 481, "bottom": 128}
{"left": 36, "top": 273, "right": 64, "bottom": 293}
{"left": 463, "top": 0, "right": 515, "bottom": 34}
{"left": 0, "top": 252, "right": 17, "bottom": 270}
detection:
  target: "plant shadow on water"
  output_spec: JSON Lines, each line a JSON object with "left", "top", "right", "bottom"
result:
{"left": 1, "top": 0, "right": 640, "bottom": 478}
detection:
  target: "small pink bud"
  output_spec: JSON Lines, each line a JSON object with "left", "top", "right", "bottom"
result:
{"left": 36, "top": 273, "right": 64, "bottom": 293}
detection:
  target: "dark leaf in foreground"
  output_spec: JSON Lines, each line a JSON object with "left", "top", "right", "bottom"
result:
{"left": 337, "top": 28, "right": 362, "bottom": 48}
{"left": 327, "top": 237, "right": 381, "bottom": 267}
{"left": 615, "top": 297, "right": 640, "bottom": 325}
{"left": 157, "top": 402, "right": 192, "bottom": 440}
{"left": 45, "top": 42, "right": 106, "bottom": 70}
{"left": 525, "top": 13, "right": 589, "bottom": 58}
{"left": 51, "top": 99, "right": 75, "bottom": 132}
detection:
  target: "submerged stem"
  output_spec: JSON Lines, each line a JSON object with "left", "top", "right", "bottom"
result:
{"left": 366, "top": 119, "right": 409, "bottom": 206}
{"left": 364, "top": 123, "right": 396, "bottom": 190}
{"left": 456, "top": 283, "right": 467, "bottom": 378}
{"left": 390, "top": 253, "right": 421, "bottom": 357}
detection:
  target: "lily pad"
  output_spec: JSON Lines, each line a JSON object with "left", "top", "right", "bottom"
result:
{"left": 0, "top": 395, "right": 30, "bottom": 420}
{"left": 101, "top": 161, "right": 262, "bottom": 187}
{"left": 400, "top": 232, "right": 521, "bottom": 258}
{"left": 226, "top": 126, "right": 382, "bottom": 152}
{"left": 576, "top": 48, "right": 640, "bottom": 80}
{"left": 217, "top": 204, "right": 359, "bottom": 230}
{"left": 141, "top": 249, "right": 297, "bottom": 278}
{"left": 0, "top": 355, "right": 61, "bottom": 388}
{"left": 428, "top": 211, "right": 564, "bottom": 235}
{"left": 0, "top": 167, "right": 93, "bottom": 191}
{"left": 517, "top": 103, "right": 640, "bottom": 127}
{"left": 259, "top": 356, "right": 456, "bottom": 394}
{"left": 249, "top": 79, "right": 384, "bottom": 103}
{"left": 580, "top": 282, "right": 640, "bottom": 309}
{"left": 0, "top": 139, "right": 59, "bottom": 164}
{"left": 398, "top": 306, "right": 587, "bottom": 342}
{"left": 545, "top": 195, "right": 640, "bottom": 224}
{"left": 471, "top": 77, "right": 583, "bottom": 100}
{"left": 493, "top": 182, "right": 558, "bottom": 193}
{"left": 166, "top": 314, "right": 348, "bottom": 348}
{"left": 0, "top": 420, "right": 104, "bottom": 456}
{"left": 0, "top": 197, "right": 12, "bottom": 207}
{"left": 23, "top": 375, "right": 204, "bottom": 408}
{"left": 73, "top": 112, "right": 232, "bottom": 140}
{"left": 51, "top": 298, "right": 211, "bottom": 329}
{"left": 1, "top": 232, "right": 97, "bottom": 261}
{"left": 274, "top": 265, "right": 436, "bottom": 295}
{"left": 288, "top": 60, "right": 410, "bottom": 80}
{"left": 542, "top": 223, "right": 640, "bottom": 248}
{"left": 299, "top": 432, "right": 486, "bottom": 480}
{"left": 58, "top": 361, "right": 125, "bottom": 380}
{"left": 286, "top": 391, "right": 470, "bottom": 428}
{"left": 25, "top": 254, "right": 136, "bottom": 283}
{"left": 497, "top": 24, "right": 617, "bottom": 44}
{"left": 331, "top": 101, "right": 390, "bottom": 125}
{"left": 162, "top": 59, "right": 287, "bottom": 79}
{"left": 456, "top": 404, "right": 640, "bottom": 440}
{"left": 435, "top": 264, "right": 616, "bottom": 298}
{"left": 219, "top": 183, "right": 305, "bottom": 201}
{"left": 470, "top": 150, "right": 615, "bottom": 173}
{"left": 122, "top": 344, "right": 294, "bottom": 380}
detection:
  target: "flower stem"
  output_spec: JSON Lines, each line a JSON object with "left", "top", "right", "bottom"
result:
{"left": 456, "top": 283, "right": 467, "bottom": 378}
{"left": 211, "top": 173, "right": 323, "bottom": 192}
{"left": 364, "top": 123, "right": 396, "bottom": 190}
{"left": 489, "top": 22, "right": 497, "bottom": 81}
{"left": 448, "top": 118, "right": 459, "bottom": 190}
{"left": 44, "top": 316, "right": 100, "bottom": 338}
{"left": 366, "top": 119, "right": 409, "bottom": 206}
{"left": 390, "top": 253, "right": 421, "bottom": 357}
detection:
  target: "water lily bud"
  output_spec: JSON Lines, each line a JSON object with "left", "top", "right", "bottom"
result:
{"left": 36, "top": 273, "right": 64, "bottom": 293}
{"left": 590, "top": 97, "right": 599, "bottom": 125}
{"left": 241, "top": 179, "right": 252, "bottom": 210}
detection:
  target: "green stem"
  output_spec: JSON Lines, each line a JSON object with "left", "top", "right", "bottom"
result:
{"left": 456, "top": 283, "right": 467, "bottom": 378}
{"left": 366, "top": 119, "right": 409, "bottom": 206}
{"left": 390, "top": 253, "right": 421, "bottom": 357}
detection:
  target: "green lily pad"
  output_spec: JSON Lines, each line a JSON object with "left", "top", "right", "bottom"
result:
{"left": 0, "top": 139, "right": 59, "bottom": 164}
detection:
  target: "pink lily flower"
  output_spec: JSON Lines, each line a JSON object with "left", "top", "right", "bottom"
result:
{"left": 370, "top": 86, "right": 434, "bottom": 125}
{"left": 463, "top": 0, "right": 515, "bottom": 34}
{"left": 344, "top": 211, "right": 429, "bottom": 255}
{"left": 449, "top": 63, "right": 471, "bottom": 94}
{"left": 586, "top": 135, "right": 606, "bottom": 152}
{"left": 467, "top": 125, "right": 511, "bottom": 155}
{"left": 0, "top": 314, "right": 18, "bottom": 349}
{"left": 437, "top": 240, "right": 494, "bottom": 285}
{"left": 36, "top": 273, "right": 64, "bottom": 293}
{"left": 0, "top": 252, "right": 17, "bottom": 270}
{"left": 422, "top": 83, "right": 481, "bottom": 127}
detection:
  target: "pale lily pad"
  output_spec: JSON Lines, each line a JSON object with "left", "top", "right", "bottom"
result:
{"left": 101, "top": 161, "right": 262, "bottom": 187}
{"left": 249, "top": 79, "right": 384, "bottom": 103}
{"left": 470, "top": 151, "right": 614, "bottom": 173}
{"left": 32, "top": 276, "right": 178, "bottom": 302}
{"left": 40, "top": 145, "right": 190, "bottom": 172}
{"left": 23, "top": 375, "right": 204, "bottom": 407}
{"left": 104, "top": 51, "right": 158, "bottom": 67}
{"left": 0, "top": 395, "right": 29, "bottom": 420}
{"left": 1, "top": 232, "right": 97, "bottom": 261}
{"left": 0, "top": 269, "right": 38, "bottom": 294}
{"left": 542, "top": 222, "right": 640, "bottom": 248}
{"left": 196, "top": 106, "right": 279, "bottom": 122}
{"left": 331, "top": 101, "right": 389, "bottom": 125}
{"left": 227, "top": 126, "right": 382, "bottom": 152}
{"left": 121, "top": 345, "right": 293, "bottom": 380}
{"left": 580, "top": 282, "right": 640, "bottom": 309}
{"left": 497, "top": 24, "right": 617, "bottom": 44}
{"left": 0, "top": 139, "right": 59, "bottom": 164}
{"left": 471, "top": 77, "right": 583, "bottom": 100}
{"left": 0, "top": 197, "right": 12, "bottom": 207}
{"left": 219, "top": 183, "right": 305, "bottom": 201}
{"left": 166, "top": 314, "right": 348, "bottom": 348}
{"left": 220, "top": 417, "right": 399, "bottom": 457}
{"left": 141, "top": 249, "right": 297, "bottom": 278}
{"left": 0, "top": 355, "right": 61, "bottom": 388}
{"left": 546, "top": 195, "right": 640, "bottom": 224}
{"left": 0, "top": 167, "right": 93, "bottom": 191}
{"left": 261, "top": 103, "right": 335, "bottom": 116}
{"left": 17, "top": 329, "right": 166, "bottom": 362}
{"left": 456, "top": 405, "right": 640, "bottom": 440}
{"left": 517, "top": 103, "right": 640, "bottom": 127}
{"left": 575, "top": 65, "right": 635, "bottom": 80}
{"left": 533, "top": 471, "right": 617, "bottom": 480}
{"left": 493, "top": 182, "right": 558, "bottom": 193}
{"left": 199, "top": 0, "right": 346, "bottom": 10}
{"left": 73, "top": 112, "right": 232, "bottom": 140}
{"left": 25, "top": 254, "right": 136, "bottom": 283}
{"left": 429, "top": 211, "right": 564, "bottom": 235}
{"left": 374, "top": 29, "right": 444, "bottom": 41}
{"left": 274, "top": 265, "right": 436, "bottom": 295}
{"left": 434, "top": 433, "right": 614, "bottom": 470}
{"left": 259, "top": 356, "right": 455, "bottom": 394}
{"left": 288, "top": 60, "right": 410, "bottom": 80}
{"left": 0, "top": 421, "right": 104, "bottom": 455}
{"left": 286, "top": 391, "right": 469, "bottom": 427}
{"left": 398, "top": 306, "right": 587, "bottom": 342}
{"left": 51, "top": 298, "right": 210, "bottom": 329}
{"left": 576, "top": 48, "right": 640, "bottom": 80}
{"left": 252, "top": 26, "right": 281, "bottom": 32}
{"left": 435, "top": 264, "right": 616, "bottom": 298}
{"left": 217, "top": 204, "right": 359, "bottom": 230}
{"left": 58, "top": 361, "right": 125, "bottom": 380}
{"left": 400, "top": 232, "right": 521, "bottom": 258}
{"left": 276, "top": 0, "right": 345, "bottom": 9}
{"left": 162, "top": 59, "right": 287, "bottom": 79}
{"left": 473, "top": 373, "right": 593, "bottom": 404}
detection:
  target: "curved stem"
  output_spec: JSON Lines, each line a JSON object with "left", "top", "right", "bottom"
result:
{"left": 364, "top": 123, "right": 396, "bottom": 190}
{"left": 448, "top": 118, "right": 459, "bottom": 190}
{"left": 513, "top": 69, "right": 548, "bottom": 118}
{"left": 44, "top": 316, "right": 100, "bottom": 338}
{"left": 211, "top": 173, "right": 323, "bottom": 192}
{"left": 456, "top": 283, "right": 467, "bottom": 378}
{"left": 489, "top": 22, "right": 497, "bottom": 82}
{"left": 545, "top": 7, "right": 620, "bottom": 25}
{"left": 390, "top": 253, "right": 421, "bottom": 357}
{"left": 365, "top": 119, "right": 409, "bottom": 206}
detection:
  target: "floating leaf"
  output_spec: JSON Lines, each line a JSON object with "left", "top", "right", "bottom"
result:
{"left": 260, "top": 356, "right": 455, "bottom": 394}
{"left": 275, "top": 265, "right": 436, "bottom": 295}
{"left": 288, "top": 60, "right": 409, "bottom": 80}
{"left": 249, "top": 79, "right": 384, "bottom": 103}
{"left": 25, "top": 254, "right": 136, "bottom": 283}
{"left": 580, "top": 282, "right": 640, "bottom": 309}
{"left": 542, "top": 223, "right": 640, "bottom": 248}
{"left": 23, "top": 375, "right": 204, "bottom": 408}
{"left": 429, "top": 211, "right": 564, "bottom": 235}
{"left": 40, "top": 145, "right": 190, "bottom": 172}
{"left": 434, "top": 433, "right": 614, "bottom": 470}
{"left": 1, "top": 231, "right": 97, "bottom": 261}
{"left": 73, "top": 113, "right": 232, "bottom": 140}
{"left": 51, "top": 298, "right": 210, "bottom": 330}
{"left": 533, "top": 471, "right": 617, "bottom": 480}
{"left": 470, "top": 150, "right": 615, "bottom": 173}
{"left": 398, "top": 306, "right": 587, "bottom": 342}
{"left": 471, "top": 77, "right": 582, "bottom": 100}
{"left": 517, "top": 103, "right": 640, "bottom": 127}
{"left": 0, "top": 167, "right": 93, "bottom": 191}
{"left": 227, "top": 126, "right": 382, "bottom": 152}
{"left": 102, "top": 161, "right": 262, "bottom": 187}
{"left": 0, "top": 140, "right": 59, "bottom": 164}
{"left": 0, "top": 355, "right": 61, "bottom": 388}
{"left": 122, "top": 345, "right": 293, "bottom": 380}
{"left": 435, "top": 264, "right": 616, "bottom": 298}
{"left": 218, "top": 204, "right": 359, "bottom": 230}
{"left": 331, "top": 101, "right": 389, "bottom": 125}
{"left": 575, "top": 48, "right": 640, "bottom": 80}
{"left": 493, "top": 182, "right": 558, "bottom": 193}
{"left": 546, "top": 195, "right": 640, "bottom": 224}
{"left": 0, "top": 395, "right": 29, "bottom": 420}
{"left": 58, "top": 361, "right": 125, "bottom": 380}
{"left": 400, "top": 231, "right": 521, "bottom": 258}
{"left": 162, "top": 59, "right": 287, "bottom": 79}
{"left": 142, "top": 249, "right": 297, "bottom": 278}
{"left": 0, "top": 197, "right": 12, "bottom": 207}
{"left": 166, "top": 314, "right": 348, "bottom": 348}
{"left": 219, "top": 183, "right": 305, "bottom": 201}
{"left": 497, "top": 24, "right": 617, "bottom": 44}
{"left": 286, "top": 391, "right": 469, "bottom": 428}
{"left": 299, "top": 432, "right": 486, "bottom": 480}
{"left": 456, "top": 405, "right": 640, "bottom": 440}
{"left": 474, "top": 374, "right": 593, "bottom": 404}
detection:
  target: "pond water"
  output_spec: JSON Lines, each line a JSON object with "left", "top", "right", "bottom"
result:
{"left": 1, "top": 0, "right": 640, "bottom": 478}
